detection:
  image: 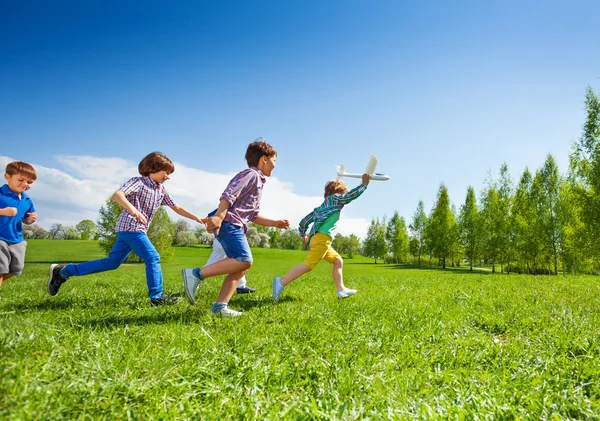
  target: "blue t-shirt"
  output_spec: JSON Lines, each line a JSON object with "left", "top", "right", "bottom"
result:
{"left": 0, "top": 184, "right": 36, "bottom": 243}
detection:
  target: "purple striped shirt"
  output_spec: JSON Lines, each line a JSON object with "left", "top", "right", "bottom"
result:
{"left": 219, "top": 167, "right": 266, "bottom": 232}
{"left": 115, "top": 177, "right": 176, "bottom": 233}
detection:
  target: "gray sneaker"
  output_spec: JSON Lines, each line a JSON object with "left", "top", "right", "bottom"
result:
{"left": 182, "top": 268, "right": 201, "bottom": 304}
{"left": 272, "top": 276, "right": 284, "bottom": 303}
{"left": 213, "top": 306, "right": 243, "bottom": 317}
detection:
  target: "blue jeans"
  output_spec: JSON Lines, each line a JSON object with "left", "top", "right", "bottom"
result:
{"left": 214, "top": 221, "right": 253, "bottom": 263}
{"left": 60, "top": 232, "right": 163, "bottom": 300}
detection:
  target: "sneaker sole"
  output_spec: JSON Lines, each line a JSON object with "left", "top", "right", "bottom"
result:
{"left": 182, "top": 269, "right": 196, "bottom": 305}
{"left": 48, "top": 264, "right": 59, "bottom": 296}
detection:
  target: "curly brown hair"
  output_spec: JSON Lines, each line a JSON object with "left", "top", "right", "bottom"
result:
{"left": 245, "top": 139, "right": 277, "bottom": 167}
{"left": 5, "top": 161, "right": 37, "bottom": 180}
{"left": 138, "top": 152, "right": 175, "bottom": 176}
{"left": 324, "top": 180, "right": 348, "bottom": 198}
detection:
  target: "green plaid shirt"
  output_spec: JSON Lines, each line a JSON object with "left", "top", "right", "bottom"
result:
{"left": 299, "top": 184, "right": 367, "bottom": 238}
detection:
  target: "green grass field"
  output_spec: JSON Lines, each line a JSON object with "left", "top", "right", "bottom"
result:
{"left": 2, "top": 240, "right": 600, "bottom": 419}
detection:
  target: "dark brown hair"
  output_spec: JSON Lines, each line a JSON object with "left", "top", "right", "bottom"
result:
{"left": 138, "top": 152, "right": 175, "bottom": 176}
{"left": 5, "top": 161, "right": 37, "bottom": 181}
{"left": 245, "top": 140, "right": 277, "bottom": 168}
{"left": 324, "top": 180, "right": 348, "bottom": 198}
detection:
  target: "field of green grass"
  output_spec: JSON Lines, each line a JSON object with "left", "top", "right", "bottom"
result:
{"left": 2, "top": 240, "right": 600, "bottom": 419}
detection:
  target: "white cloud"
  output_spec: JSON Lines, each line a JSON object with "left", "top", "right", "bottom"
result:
{"left": 0, "top": 155, "right": 370, "bottom": 239}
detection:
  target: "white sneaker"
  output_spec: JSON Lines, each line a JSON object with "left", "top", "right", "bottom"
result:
{"left": 182, "top": 268, "right": 201, "bottom": 304}
{"left": 213, "top": 307, "right": 243, "bottom": 317}
{"left": 272, "top": 276, "right": 284, "bottom": 303}
{"left": 336, "top": 288, "right": 357, "bottom": 299}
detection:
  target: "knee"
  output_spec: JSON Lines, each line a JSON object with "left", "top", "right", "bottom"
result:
{"left": 241, "top": 261, "right": 252, "bottom": 270}
{"left": 334, "top": 258, "right": 343, "bottom": 269}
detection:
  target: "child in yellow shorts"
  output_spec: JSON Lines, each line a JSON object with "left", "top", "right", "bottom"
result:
{"left": 272, "top": 173, "right": 370, "bottom": 302}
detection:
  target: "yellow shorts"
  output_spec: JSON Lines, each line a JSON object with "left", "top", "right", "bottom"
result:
{"left": 304, "top": 232, "right": 341, "bottom": 269}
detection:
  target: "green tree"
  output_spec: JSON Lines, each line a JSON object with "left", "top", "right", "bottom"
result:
{"left": 278, "top": 229, "right": 302, "bottom": 250}
{"left": 409, "top": 200, "right": 428, "bottom": 265}
{"left": 76, "top": 220, "right": 97, "bottom": 240}
{"left": 425, "top": 184, "right": 455, "bottom": 269}
{"left": 569, "top": 86, "right": 600, "bottom": 269}
{"left": 537, "top": 154, "right": 568, "bottom": 275}
{"left": 363, "top": 218, "right": 388, "bottom": 263}
{"left": 458, "top": 186, "right": 480, "bottom": 271}
{"left": 512, "top": 168, "right": 537, "bottom": 273}
{"left": 386, "top": 211, "right": 409, "bottom": 263}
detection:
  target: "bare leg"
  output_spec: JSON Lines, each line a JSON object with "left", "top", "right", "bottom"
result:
{"left": 0, "top": 273, "right": 14, "bottom": 288}
{"left": 215, "top": 270, "right": 247, "bottom": 303}
{"left": 281, "top": 264, "right": 312, "bottom": 286}
{"left": 201, "top": 258, "right": 251, "bottom": 278}
{"left": 332, "top": 258, "right": 344, "bottom": 291}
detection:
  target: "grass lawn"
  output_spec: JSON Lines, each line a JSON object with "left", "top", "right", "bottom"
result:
{"left": 2, "top": 240, "right": 600, "bottom": 419}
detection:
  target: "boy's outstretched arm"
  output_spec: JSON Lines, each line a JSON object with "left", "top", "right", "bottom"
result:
{"left": 169, "top": 204, "right": 204, "bottom": 224}
{"left": 112, "top": 191, "right": 147, "bottom": 224}
{"left": 253, "top": 214, "right": 290, "bottom": 229}
{"left": 335, "top": 173, "right": 371, "bottom": 205}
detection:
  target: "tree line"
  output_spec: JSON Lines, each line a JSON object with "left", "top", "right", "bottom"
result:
{"left": 360, "top": 87, "right": 600, "bottom": 275}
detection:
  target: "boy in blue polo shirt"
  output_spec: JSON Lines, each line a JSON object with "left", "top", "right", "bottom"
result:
{"left": 0, "top": 161, "right": 38, "bottom": 288}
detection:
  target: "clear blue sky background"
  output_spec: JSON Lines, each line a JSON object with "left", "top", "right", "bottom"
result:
{"left": 2, "top": 0, "right": 599, "bottom": 233}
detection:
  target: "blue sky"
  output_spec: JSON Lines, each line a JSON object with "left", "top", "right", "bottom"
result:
{"left": 2, "top": 0, "right": 599, "bottom": 238}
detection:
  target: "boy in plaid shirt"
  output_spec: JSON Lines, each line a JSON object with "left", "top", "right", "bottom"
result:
{"left": 272, "top": 173, "right": 370, "bottom": 303}
{"left": 47, "top": 152, "right": 203, "bottom": 306}
{"left": 182, "top": 139, "right": 289, "bottom": 317}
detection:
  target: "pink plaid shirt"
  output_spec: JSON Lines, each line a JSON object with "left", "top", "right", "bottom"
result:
{"left": 220, "top": 167, "right": 266, "bottom": 232}
{"left": 115, "top": 177, "right": 176, "bottom": 233}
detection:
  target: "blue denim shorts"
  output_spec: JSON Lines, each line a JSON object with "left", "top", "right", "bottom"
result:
{"left": 215, "top": 221, "right": 253, "bottom": 263}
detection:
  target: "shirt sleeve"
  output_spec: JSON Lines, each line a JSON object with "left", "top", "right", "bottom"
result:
{"left": 220, "top": 169, "right": 257, "bottom": 206}
{"left": 119, "top": 177, "right": 142, "bottom": 195}
{"left": 298, "top": 211, "right": 315, "bottom": 236}
{"left": 332, "top": 184, "right": 367, "bottom": 206}
{"left": 160, "top": 186, "right": 177, "bottom": 207}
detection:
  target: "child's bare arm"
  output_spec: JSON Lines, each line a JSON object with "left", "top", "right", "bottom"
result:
{"left": 253, "top": 214, "right": 290, "bottom": 229}
{"left": 112, "top": 191, "right": 147, "bottom": 224}
{"left": 169, "top": 204, "right": 204, "bottom": 224}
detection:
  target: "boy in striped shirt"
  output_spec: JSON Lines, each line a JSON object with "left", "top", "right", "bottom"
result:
{"left": 182, "top": 139, "right": 289, "bottom": 317}
{"left": 47, "top": 152, "right": 204, "bottom": 306}
{"left": 272, "top": 173, "right": 370, "bottom": 302}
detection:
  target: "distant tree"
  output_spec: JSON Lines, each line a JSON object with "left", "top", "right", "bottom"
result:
{"left": 458, "top": 186, "right": 480, "bottom": 271}
{"left": 537, "top": 154, "right": 568, "bottom": 275}
{"left": 278, "top": 229, "right": 302, "bottom": 250}
{"left": 246, "top": 227, "right": 262, "bottom": 247}
{"left": 425, "top": 184, "right": 455, "bottom": 269}
{"left": 174, "top": 230, "right": 198, "bottom": 246}
{"left": 409, "top": 200, "right": 428, "bottom": 265}
{"left": 258, "top": 233, "right": 270, "bottom": 248}
{"left": 363, "top": 218, "right": 388, "bottom": 263}
{"left": 76, "top": 220, "right": 97, "bottom": 240}
{"left": 48, "top": 223, "right": 64, "bottom": 240}
{"left": 23, "top": 224, "right": 48, "bottom": 239}
{"left": 194, "top": 225, "right": 214, "bottom": 245}
{"left": 386, "top": 211, "right": 409, "bottom": 263}
{"left": 62, "top": 226, "right": 81, "bottom": 240}
{"left": 569, "top": 86, "right": 600, "bottom": 268}
{"left": 173, "top": 219, "right": 198, "bottom": 246}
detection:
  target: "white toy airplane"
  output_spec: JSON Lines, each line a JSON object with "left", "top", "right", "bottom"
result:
{"left": 336, "top": 153, "right": 390, "bottom": 181}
